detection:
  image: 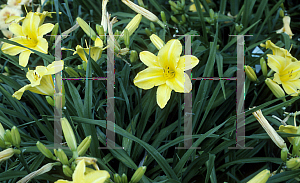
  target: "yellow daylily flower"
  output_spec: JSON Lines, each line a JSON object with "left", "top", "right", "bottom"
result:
{"left": 267, "top": 54, "right": 300, "bottom": 96}
{"left": 1, "top": 12, "right": 54, "bottom": 67}
{"left": 55, "top": 159, "right": 110, "bottom": 183}
{"left": 276, "top": 16, "right": 294, "bottom": 39}
{"left": 278, "top": 125, "right": 298, "bottom": 143}
{"left": 133, "top": 39, "right": 199, "bottom": 108}
{"left": 12, "top": 60, "right": 64, "bottom": 100}
{"left": 73, "top": 37, "right": 104, "bottom": 63}
{"left": 264, "top": 40, "right": 297, "bottom": 62}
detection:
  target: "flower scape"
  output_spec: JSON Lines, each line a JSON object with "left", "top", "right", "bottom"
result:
{"left": 0, "top": 0, "right": 300, "bottom": 182}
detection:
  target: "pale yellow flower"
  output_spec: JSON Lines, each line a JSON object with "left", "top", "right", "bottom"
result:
{"left": 12, "top": 61, "right": 64, "bottom": 100}
{"left": 277, "top": 125, "right": 298, "bottom": 143}
{"left": 133, "top": 39, "right": 199, "bottom": 108}
{"left": 73, "top": 37, "right": 103, "bottom": 63}
{"left": 276, "top": 16, "right": 294, "bottom": 39}
{"left": 0, "top": 6, "right": 22, "bottom": 30}
{"left": 7, "top": 0, "right": 30, "bottom": 8}
{"left": 55, "top": 159, "right": 110, "bottom": 183}
{"left": 247, "top": 169, "right": 270, "bottom": 183}
{"left": 1, "top": 12, "right": 54, "bottom": 67}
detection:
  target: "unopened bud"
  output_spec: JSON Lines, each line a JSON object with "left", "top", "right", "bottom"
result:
{"left": 96, "top": 24, "right": 105, "bottom": 40}
{"left": 121, "top": 173, "right": 128, "bottom": 183}
{"left": 57, "top": 149, "right": 69, "bottom": 165}
{"left": 281, "top": 147, "right": 288, "bottom": 162}
{"left": 50, "top": 23, "right": 59, "bottom": 42}
{"left": 145, "top": 28, "right": 152, "bottom": 36}
{"left": 0, "top": 148, "right": 20, "bottom": 162}
{"left": 150, "top": 22, "right": 156, "bottom": 33}
{"left": 11, "top": 126, "right": 21, "bottom": 148}
{"left": 46, "top": 96, "right": 54, "bottom": 106}
{"left": 287, "top": 158, "right": 300, "bottom": 170}
{"left": 65, "top": 67, "right": 80, "bottom": 78}
{"left": 61, "top": 118, "right": 77, "bottom": 153}
{"left": 4, "top": 66, "right": 9, "bottom": 74}
{"left": 181, "top": 14, "right": 186, "bottom": 23}
{"left": 171, "top": 15, "right": 179, "bottom": 24}
{"left": 265, "top": 78, "right": 286, "bottom": 101}
{"left": 150, "top": 34, "right": 165, "bottom": 50}
{"left": 4, "top": 129, "right": 13, "bottom": 145}
{"left": 161, "top": 11, "right": 166, "bottom": 23}
{"left": 130, "top": 50, "right": 138, "bottom": 63}
{"left": 0, "top": 137, "right": 5, "bottom": 149}
{"left": 76, "top": 17, "right": 97, "bottom": 41}
{"left": 63, "top": 165, "right": 73, "bottom": 177}
{"left": 123, "top": 14, "right": 142, "bottom": 37}
{"left": 114, "top": 174, "right": 122, "bottom": 183}
{"left": 36, "top": 141, "right": 56, "bottom": 160}
{"left": 71, "top": 161, "right": 76, "bottom": 171}
{"left": 77, "top": 135, "right": 92, "bottom": 156}
{"left": 130, "top": 166, "right": 146, "bottom": 183}
{"left": 169, "top": 1, "right": 178, "bottom": 9}
{"left": 247, "top": 169, "right": 270, "bottom": 183}
{"left": 0, "top": 123, "right": 5, "bottom": 139}
{"left": 245, "top": 66, "right": 257, "bottom": 82}
{"left": 235, "top": 23, "right": 243, "bottom": 33}
{"left": 279, "top": 10, "right": 284, "bottom": 18}
{"left": 260, "top": 57, "right": 268, "bottom": 77}
{"left": 124, "top": 29, "right": 130, "bottom": 48}
{"left": 209, "top": 9, "right": 215, "bottom": 19}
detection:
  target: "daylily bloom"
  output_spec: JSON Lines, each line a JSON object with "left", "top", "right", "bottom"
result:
{"left": 0, "top": 6, "right": 23, "bottom": 30}
{"left": 276, "top": 16, "right": 294, "bottom": 39}
{"left": 7, "top": 0, "right": 30, "bottom": 8}
{"left": 12, "top": 60, "right": 64, "bottom": 100}
{"left": 55, "top": 159, "right": 110, "bottom": 183}
{"left": 1, "top": 12, "right": 54, "bottom": 67}
{"left": 73, "top": 37, "right": 104, "bottom": 63}
{"left": 278, "top": 125, "right": 298, "bottom": 143}
{"left": 133, "top": 38, "right": 199, "bottom": 108}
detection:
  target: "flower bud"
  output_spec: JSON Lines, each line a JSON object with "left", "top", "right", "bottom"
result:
{"left": 265, "top": 78, "right": 286, "bottom": 101}
{"left": 123, "top": 14, "right": 142, "bottom": 37}
{"left": 71, "top": 161, "right": 76, "bottom": 171}
{"left": 63, "top": 165, "right": 73, "bottom": 177}
{"left": 245, "top": 66, "right": 257, "bottom": 82}
{"left": 11, "top": 126, "right": 21, "bottom": 148}
{"left": 0, "top": 137, "right": 5, "bottom": 149}
{"left": 171, "top": 6, "right": 179, "bottom": 14}
{"left": 76, "top": 17, "right": 97, "bottom": 41}
{"left": 65, "top": 67, "right": 80, "bottom": 78}
{"left": 150, "top": 34, "right": 165, "bottom": 50}
{"left": 0, "top": 123, "right": 5, "bottom": 139}
{"left": 181, "top": 14, "right": 186, "bottom": 23}
{"left": 46, "top": 96, "right": 55, "bottom": 107}
{"left": 50, "top": 23, "right": 59, "bottom": 42}
{"left": 4, "top": 66, "right": 9, "bottom": 74}
{"left": 235, "top": 23, "right": 243, "bottom": 33}
{"left": 114, "top": 174, "right": 122, "bottom": 183}
{"left": 121, "top": 173, "right": 128, "bottom": 183}
{"left": 36, "top": 141, "right": 56, "bottom": 160}
{"left": 4, "top": 129, "right": 13, "bottom": 145}
{"left": 209, "top": 9, "right": 215, "bottom": 19}
{"left": 171, "top": 15, "right": 179, "bottom": 24}
{"left": 77, "top": 135, "right": 92, "bottom": 156}
{"left": 130, "top": 166, "right": 146, "bottom": 183}
{"left": 150, "top": 22, "right": 156, "bottom": 33}
{"left": 75, "top": 157, "right": 97, "bottom": 166}
{"left": 124, "top": 29, "right": 130, "bottom": 48}
{"left": 130, "top": 50, "right": 138, "bottom": 63}
{"left": 61, "top": 118, "right": 77, "bottom": 153}
{"left": 279, "top": 9, "right": 284, "bottom": 18}
{"left": 0, "top": 148, "right": 20, "bottom": 162}
{"left": 161, "top": 11, "right": 166, "bottom": 23}
{"left": 96, "top": 24, "right": 105, "bottom": 40}
{"left": 247, "top": 169, "right": 270, "bottom": 183}
{"left": 169, "top": 1, "right": 178, "bottom": 9}
{"left": 57, "top": 149, "right": 69, "bottom": 165}
{"left": 145, "top": 28, "right": 152, "bottom": 36}
{"left": 281, "top": 147, "right": 288, "bottom": 162}
{"left": 287, "top": 158, "right": 300, "bottom": 170}
{"left": 260, "top": 57, "right": 268, "bottom": 77}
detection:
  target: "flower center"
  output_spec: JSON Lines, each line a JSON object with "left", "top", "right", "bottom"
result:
{"left": 33, "top": 71, "right": 41, "bottom": 81}
{"left": 163, "top": 66, "right": 175, "bottom": 79}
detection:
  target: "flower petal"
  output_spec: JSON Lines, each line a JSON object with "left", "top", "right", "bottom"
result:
{"left": 27, "top": 70, "right": 42, "bottom": 85}
{"left": 158, "top": 39, "right": 182, "bottom": 70}
{"left": 73, "top": 160, "right": 85, "bottom": 183}
{"left": 281, "top": 61, "right": 300, "bottom": 81}
{"left": 94, "top": 37, "right": 103, "bottom": 47}
{"left": 22, "top": 12, "right": 40, "bottom": 39}
{"left": 9, "top": 23, "right": 24, "bottom": 36}
{"left": 133, "top": 67, "right": 166, "bottom": 89}
{"left": 282, "top": 81, "right": 299, "bottom": 96}
{"left": 75, "top": 46, "right": 88, "bottom": 62}
{"left": 156, "top": 84, "right": 172, "bottom": 109}
{"left": 140, "top": 51, "right": 159, "bottom": 67}
{"left": 54, "top": 180, "right": 71, "bottom": 183}
{"left": 84, "top": 170, "right": 110, "bottom": 183}
{"left": 166, "top": 69, "right": 192, "bottom": 93}
{"left": 267, "top": 55, "right": 285, "bottom": 73}
{"left": 19, "top": 50, "right": 31, "bottom": 67}
{"left": 38, "top": 23, "right": 54, "bottom": 36}
{"left": 12, "top": 85, "right": 31, "bottom": 100}
{"left": 177, "top": 55, "right": 199, "bottom": 71}
{"left": 28, "top": 76, "right": 54, "bottom": 96}
{"left": 46, "top": 60, "right": 64, "bottom": 75}
{"left": 34, "top": 37, "right": 48, "bottom": 53}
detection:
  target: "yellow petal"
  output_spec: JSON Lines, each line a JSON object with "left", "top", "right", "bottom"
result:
{"left": 177, "top": 55, "right": 199, "bottom": 71}
{"left": 84, "top": 170, "right": 110, "bottom": 183}
{"left": 90, "top": 47, "right": 103, "bottom": 61}
{"left": 19, "top": 50, "right": 31, "bottom": 67}
{"left": 94, "top": 37, "right": 103, "bottom": 47}
{"left": 54, "top": 180, "right": 71, "bottom": 183}
{"left": 1, "top": 41, "right": 27, "bottom": 56}
{"left": 75, "top": 46, "right": 88, "bottom": 62}
{"left": 166, "top": 69, "right": 192, "bottom": 93}
{"left": 267, "top": 55, "right": 285, "bottom": 73}
{"left": 38, "top": 23, "right": 54, "bottom": 36}
{"left": 9, "top": 23, "right": 24, "bottom": 36}
{"left": 158, "top": 39, "right": 182, "bottom": 71}
{"left": 12, "top": 85, "right": 31, "bottom": 100}
{"left": 156, "top": 84, "right": 172, "bottom": 109}
{"left": 278, "top": 125, "right": 298, "bottom": 143}
{"left": 133, "top": 67, "right": 166, "bottom": 89}
{"left": 73, "top": 160, "right": 85, "bottom": 183}
{"left": 139, "top": 51, "right": 159, "bottom": 67}
{"left": 282, "top": 81, "right": 299, "bottom": 96}
{"left": 22, "top": 12, "right": 40, "bottom": 39}
{"left": 28, "top": 76, "right": 54, "bottom": 96}
{"left": 265, "top": 40, "right": 286, "bottom": 57}
{"left": 34, "top": 37, "right": 48, "bottom": 53}
{"left": 283, "top": 16, "right": 294, "bottom": 39}
{"left": 46, "top": 60, "right": 64, "bottom": 75}
{"left": 27, "top": 70, "right": 42, "bottom": 86}
{"left": 281, "top": 62, "right": 300, "bottom": 81}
